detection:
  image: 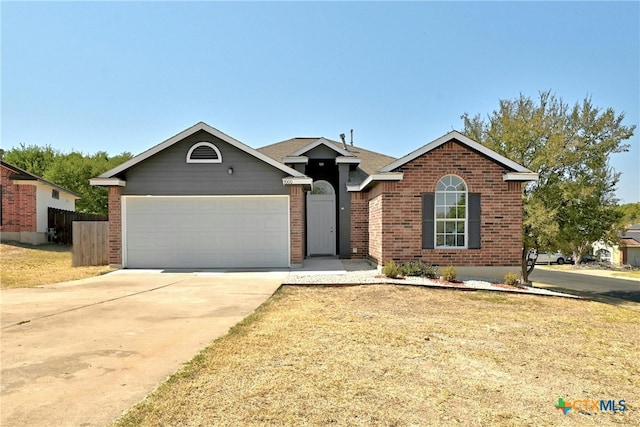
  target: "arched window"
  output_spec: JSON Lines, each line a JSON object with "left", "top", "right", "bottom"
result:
{"left": 435, "top": 175, "right": 467, "bottom": 248}
{"left": 311, "top": 180, "right": 335, "bottom": 194}
{"left": 186, "top": 142, "right": 222, "bottom": 163}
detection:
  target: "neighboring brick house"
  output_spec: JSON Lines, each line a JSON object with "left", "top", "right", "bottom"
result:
{"left": 91, "top": 122, "right": 537, "bottom": 270}
{"left": 1, "top": 160, "right": 80, "bottom": 244}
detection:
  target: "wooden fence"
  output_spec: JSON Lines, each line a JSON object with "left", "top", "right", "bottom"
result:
{"left": 72, "top": 221, "right": 109, "bottom": 266}
{"left": 48, "top": 208, "right": 107, "bottom": 245}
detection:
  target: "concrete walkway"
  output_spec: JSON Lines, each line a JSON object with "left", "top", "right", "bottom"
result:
{"left": 1, "top": 270, "right": 285, "bottom": 427}
{"left": 291, "top": 256, "right": 347, "bottom": 274}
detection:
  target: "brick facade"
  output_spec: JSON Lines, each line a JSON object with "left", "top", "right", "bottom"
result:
{"left": 107, "top": 186, "right": 122, "bottom": 266}
{"left": 289, "top": 185, "right": 305, "bottom": 266}
{"left": 361, "top": 140, "right": 523, "bottom": 267}
{"left": 366, "top": 182, "right": 398, "bottom": 265}
{"left": 1, "top": 165, "right": 37, "bottom": 233}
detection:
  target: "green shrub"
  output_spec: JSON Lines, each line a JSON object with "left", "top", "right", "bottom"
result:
{"left": 441, "top": 265, "right": 457, "bottom": 282}
{"left": 504, "top": 272, "right": 520, "bottom": 287}
{"left": 382, "top": 260, "right": 400, "bottom": 278}
{"left": 399, "top": 260, "right": 439, "bottom": 278}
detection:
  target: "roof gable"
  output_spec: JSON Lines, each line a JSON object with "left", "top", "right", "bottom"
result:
{"left": 289, "top": 137, "right": 355, "bottom": 157}
{"left": 1, "top": 160, "right": 81, "bottom": 198}
{"left": 97, "top": 122, "right": 305, "bottom": 179}
{"left": 379, "top": 131, "right": 534, "bottom": 174}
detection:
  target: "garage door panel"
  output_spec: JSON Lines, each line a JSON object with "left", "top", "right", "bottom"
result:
{"left": 124, "top": 196, "right": 289, "bottom": 268}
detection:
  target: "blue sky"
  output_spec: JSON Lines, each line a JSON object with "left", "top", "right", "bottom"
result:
{"left": 2, "top": 1, "right": 639, "bottom": 203}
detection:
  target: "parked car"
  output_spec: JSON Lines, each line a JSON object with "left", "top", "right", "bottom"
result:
{"left": 532, "top": 250, "right": 569, "bottom": 265}
{"left": 578, "top": 254, "right": 599, "bottom": 264}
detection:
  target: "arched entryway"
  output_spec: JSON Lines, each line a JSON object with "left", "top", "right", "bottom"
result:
{"left": 306, "top": 180, "right": 336, "bottom": 256}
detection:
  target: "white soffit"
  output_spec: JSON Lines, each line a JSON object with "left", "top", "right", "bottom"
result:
{"left": 346, "top": 173, "right": 404, "bottom": 192}
{"left": 282, "top": 177, "right": 313, "bottom": 186}
{"left": 335, "top": 157, "right": 361, "bottom": 164}
{"left": 283, "top": 156, "right": 309, "bottom": 164}
{"left": 503, "top": 172, "right": 539, "bottom": 182}
{"left": 89, "top": 178, "right": 127, "bottom": 187}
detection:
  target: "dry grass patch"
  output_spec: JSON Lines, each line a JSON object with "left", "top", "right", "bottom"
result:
{"left": 613, "top": 270, "right": 640, "bottom": 279}
{"left": 113, "top": 285, "right": 639, "bottom": 427}
{"left": 0, "top": 242, "right": 113, "bottom": 289}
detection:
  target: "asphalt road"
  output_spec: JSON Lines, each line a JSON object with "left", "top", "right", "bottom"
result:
{"left": 529, "top": 268, "right": 640, "bottom": 302}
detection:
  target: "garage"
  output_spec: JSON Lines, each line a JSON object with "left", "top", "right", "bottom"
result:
{"left": 123, "top": 196, "right": 289, "bottom": 268}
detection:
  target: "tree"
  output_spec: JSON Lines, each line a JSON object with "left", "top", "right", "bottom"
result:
{"left": 44, "top": 151, "right": 133, "bottom": 214}
{"left": 2, "top": 143, "right": 59, "bottom": 177}
{"left": 2, "top": 145, "right": 132, "bottom": 215}
{"left": 618, "top": 202, "right": 640, "bottom": 227}
{"left": 462, "top": 91, "right": 635, "bottom": 283}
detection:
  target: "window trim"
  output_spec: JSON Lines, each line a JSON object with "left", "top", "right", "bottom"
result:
{"left": 434, "top": 175, "right": 468, "bottom": 249}
{"left": 186, "top": 142, "right": 223, "bottom": 164}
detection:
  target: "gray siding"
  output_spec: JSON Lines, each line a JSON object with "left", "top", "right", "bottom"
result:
{"left": 338, "top": 163, "right": 351, "bottom": 258}
{"left": 121, "top": 130, "right": 289, "bottom": 196}
{"left": 305, "top": 145, "right": 342, "bottom": 159}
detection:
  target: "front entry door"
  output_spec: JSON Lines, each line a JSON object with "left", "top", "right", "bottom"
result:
{"left": 307, "top": 189, "right": 336, "bottom": 256}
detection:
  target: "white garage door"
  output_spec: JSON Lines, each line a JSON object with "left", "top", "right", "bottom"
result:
{"left": 123, "top": 196, "right": 289, "bottom": 268}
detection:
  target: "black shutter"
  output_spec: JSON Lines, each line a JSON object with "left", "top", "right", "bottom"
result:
{"left": 422, "top": 193, "right": 435, "bottom": 249}
{"left": 468, "top": 193, "right": 481, "bottom": 249}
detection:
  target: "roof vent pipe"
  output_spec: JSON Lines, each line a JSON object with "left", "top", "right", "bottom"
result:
{"left": 350, "top": 129, "right": 354, "bottom": 146}
{"left": 339, "top": 133, "right": 347, "bottom": 150}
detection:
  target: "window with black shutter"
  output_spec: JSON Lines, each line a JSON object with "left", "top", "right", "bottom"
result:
{"left": 422, "top": 175, "right": 481, "bottom": 249}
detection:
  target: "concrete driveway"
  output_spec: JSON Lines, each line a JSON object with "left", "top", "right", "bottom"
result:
{"left": 1, "top": 270, "right": 285, "bottom": 427}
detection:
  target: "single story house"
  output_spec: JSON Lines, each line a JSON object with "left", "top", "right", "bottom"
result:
{"left": 594, "top": 224, "right": 640, "bottom": 267}
{"left": 1, "top": 160, "right": 80, "bottom": 245}
{"left": 620, "top": 225, "right": 640, "bottom": 267}
{"left": 91, "top": 122, "right": 538, "bottom": 270}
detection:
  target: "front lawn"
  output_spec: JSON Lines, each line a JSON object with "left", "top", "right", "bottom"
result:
{"left": 113, "top": 285, "right": 638, "bottom": 426}
{"left": 0, "top": 242, "right": 113, "bottom": 289}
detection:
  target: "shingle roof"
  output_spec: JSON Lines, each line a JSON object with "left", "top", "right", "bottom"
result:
{"left": 621, "top": 237, "right": 640, "bottom": 247}
{"left": 622, "top": 225, "right": 640, "bottom": 245}
{"left": 257, "top": 137, "right": 397, "bottom": 176}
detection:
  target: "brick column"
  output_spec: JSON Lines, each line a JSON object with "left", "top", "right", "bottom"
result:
{"left": 108, "top": 187, "right": 122, "bottom": 267}
{"left": 289, "top": 185, "right": 305, "bottom": 267}
{"left": 368, "top": 182, "right": 396, "bottom": 266}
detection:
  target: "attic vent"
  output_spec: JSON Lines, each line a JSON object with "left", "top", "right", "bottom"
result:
{"left": 186, "top": 142, "right": 222, "bottom": 163}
